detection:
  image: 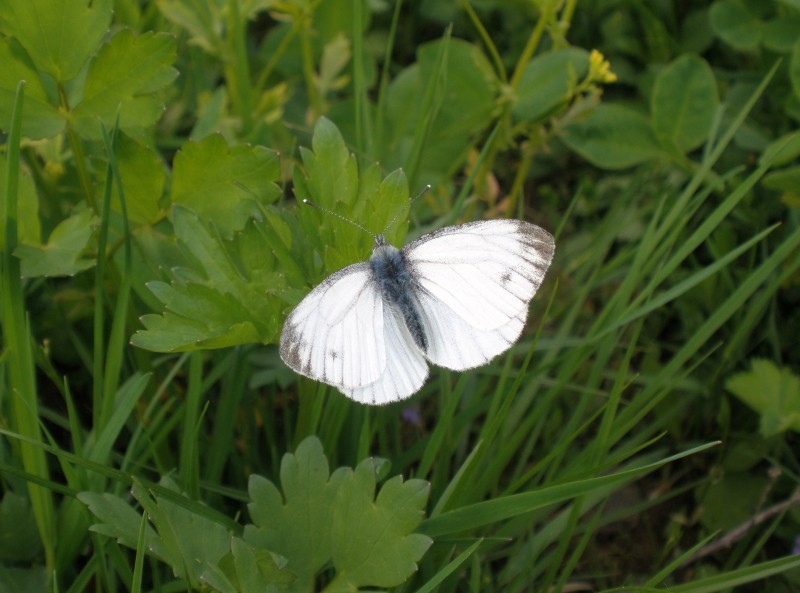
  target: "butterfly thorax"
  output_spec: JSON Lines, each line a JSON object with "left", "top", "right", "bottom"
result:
{"left": 370, "top": 239, "right": 428, "bottom": 352}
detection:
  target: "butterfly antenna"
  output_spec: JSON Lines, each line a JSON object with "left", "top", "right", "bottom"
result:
{"left": 302, "top": 199, "right": 376, "bottom": 238}
{"left": 381, "top": 184, "right": 431, "bottom": 234}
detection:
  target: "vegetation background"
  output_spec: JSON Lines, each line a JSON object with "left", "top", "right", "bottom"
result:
{"left": 1, "top": 0, "right": 799, "bottom": 591}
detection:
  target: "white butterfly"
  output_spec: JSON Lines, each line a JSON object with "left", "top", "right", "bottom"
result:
{"left": 279, "top": 216, "right": 555, "bottom": 405}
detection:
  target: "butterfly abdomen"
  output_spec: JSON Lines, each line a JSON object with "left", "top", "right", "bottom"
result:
{"left": 370, "top": 242, "right": 428, "bottom": 352}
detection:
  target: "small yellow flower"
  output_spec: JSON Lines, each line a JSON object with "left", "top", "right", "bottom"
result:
{"left": 589, "top": 49, "right": 617, "bottom": 84}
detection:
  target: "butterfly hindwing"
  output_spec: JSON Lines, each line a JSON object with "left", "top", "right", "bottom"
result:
{"left": 341, "top": 307, "right": 428, "bottom": 404}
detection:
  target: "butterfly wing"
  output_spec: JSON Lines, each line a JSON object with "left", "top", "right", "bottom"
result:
{"left": 404, "top": 219, "right": 555, "bottom": 370}
{"left": 341, "top": 307, "right": 428, "bottom": 404}
{"left": 279, "top": 263, "right": 428, "bottom": 404}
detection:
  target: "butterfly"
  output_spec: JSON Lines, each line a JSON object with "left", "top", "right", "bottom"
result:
{"left": 279, "top": 213, "right": 555, "bottom": 405}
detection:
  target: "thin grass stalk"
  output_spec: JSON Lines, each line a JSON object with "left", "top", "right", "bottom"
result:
{"left": 1, "top": 80, "right": 57, "bottom": 576}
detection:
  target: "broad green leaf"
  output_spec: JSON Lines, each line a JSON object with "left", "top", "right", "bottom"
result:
{"left": 131, "top": 478, "right": 232, "bottom": 589}
{"left": 171, "top": 134, "right": 281, "bottom": 238}
{"left": 78, "top": 491, "right": 167, "bottom": 560}
{"left": 382, "top": 39, "right": 496, "bottom": 185}
{"left": 709, "top": 0, "right": 763, "bottom": 50}
{"left": 0, "top": 566, "right": 47, "bottom": 593}
{"left": 157, "top": 0, "right": 224, "bottom": 54}
{"left": 651, "top": 55, "right": 719, "bottom": 152}
{"left": 131, "top": 207, "right": 284, "bottom": 352}
{"left": 330, "top": 460, "right": 432, "bottom": 589}
{"left": 762, "top": 16, "right": 800, "bottom": 53}
{"left": 244, "top": 436, "right": 347, "bottom": 593}
{"left": 512, "top": 48, "right": 589, "bottom": 123}
{"left": 291, "top": 119, "right": 410, "bottom": 277}
{"left": 725, "top": 359, "right": 800, "bottom": 437}
{"left": 201, "top": 539, "right": 295, "bottom": 593}
{"left": 0, "top": 153, "right": 40, "bottom": 250}
{"left": 759, "top": 131, "right": 800, "bottom": 167}
{"left": 0, "top": 38, "right": 64, "bottom": 139}
{"left": 72, "top": 30, "right": 178, "bottom": 139}
{"left": 698, "top": 472, "right": 770, "bottom": 531}
{"left": 561, "top": 104, "right": 665, "bottom": 169}
{"left": 294, "top": 117, "right": 359, "bottom": 213}
{"left": 14, "top": 209, "right": 96, "bottom": 278}
{"left": 0, "top": 492, "right": 43, "bottom": 562}
{"left": 103, "top": 133, "right": 166, "bottom": 225}
{"left": 761, "top": 165, "right": 800, "bottom": 193}
{"left": 2, "top": 0, "right": 112, "bottom": 81}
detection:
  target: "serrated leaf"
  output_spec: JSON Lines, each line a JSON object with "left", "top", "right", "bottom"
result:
{"left": 14, "top": 209, "right": 96, "bottom": 278}
{"left": 245, "top": 437, "right": 346, "bottom": 592}
{"left": 291, "top": 119, "right": 410, "bottom": 280}
{"left": 228, "top": 537, "right": 295, "bottom": 593}
{"left": 512, "top": 48, "right": 589, "bottom": 123}
{"left": 330, "top": 460, "right": 432, "bottom": 589}
{"left": 0, "top": 38, "right": 64, "bottom": 139}
{"left": 2, "top": 0, "right": 112, "bottom": 81}
{"left": 131, "top": 477, "right": 232, "bottom": 589}
{"left": 171, "top": 134, "right": 281, "bottom": 238}
{"left": 131, "top": 207, "right": 284, "bottom": 352}
{"left": 72, "top": 30, "right": 178, "bottom": 139}
{"left": 562, "top": 104, "right": 666, "bottom": 169}
{"left": 295, "top": 117, "right": 359, "bottom": 212}
{"left": 78, "top": 491, "right": 167, "bottom": 560}
{"left": 0, "top": 153, "right": 41, "bottom": 250}
{"left": 725, "top": 359, "right": 800, "bottom": 437}
{"left": 651, "top": 55, "right": 719, "bottom": 152}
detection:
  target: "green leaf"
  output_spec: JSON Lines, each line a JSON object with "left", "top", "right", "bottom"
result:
{"left": 294, "top": 117, "right": 359, "bottom": 213}
{"left": 131, "top": 207, "right": 284, "bottom": 352}
{"left": 0, "top": 153, "right": 40, "bottom": 250}
{"left": 0, "top": 492, "right": 43, "bottom": 562}
{"left": 103, "top": 133, "right": 166, "bottom": 225}
{"left": 512, "top": 48, "right": 589, "bottom": 123}
{"left": 330, "top": 459, "right": 432, "bottom": 589}
{"left": 78, "top": 491, "right": 167, "bottom": 560}
{"left": 245, "top": 436, "right": 431, "bottom": 593}
{"left": 171, "top": 134, "right": 281, "bottom": 238}
{"left": 72, "top": 30, "right": 178, "bottom": 139}
{"left": 725, "top": 359, "right": 800, "bottom": 437}
{"left": 131, "top": 478, "right": 232, "bottom": 589}
{"left": 710, "top": 0, "right": 763, "bottom": 50}
{"left": 561, "top": 104, "right": 666, "bottom": 169}
{"left": 762, "top": 16, "right": 800, "bottom": 52}
{"left": 761, "top": 165, "right": 800, "bottom": 193}
{"left": 699, "top": 472, "right": 770, "bottom": 531}
{"left": 2, "top": 0, "right": 112, "bottom": 81}
{"left": 14, "top": 209, "right": 96, "bottom": 278}
{"left": 0, "top": 38, "right": 64, "bottom": 139}
{"left": 790, "top": 39, "right": 800, "bottom": 98}
{"left": 383, "top": 39, "right": 496, "bottom": 185}
{"left": 651, "top": 55, "right": 719, "bottom": 153}
{"left": 245, "top": 436, "right": 347, "bottom": 592}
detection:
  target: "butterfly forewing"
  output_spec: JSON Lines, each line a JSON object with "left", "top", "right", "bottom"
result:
{"left": 404, "top": 219, "right": 554, "bottom": 369}
{"left": 279, "top": 263, "right": 387, "bottom": 388}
